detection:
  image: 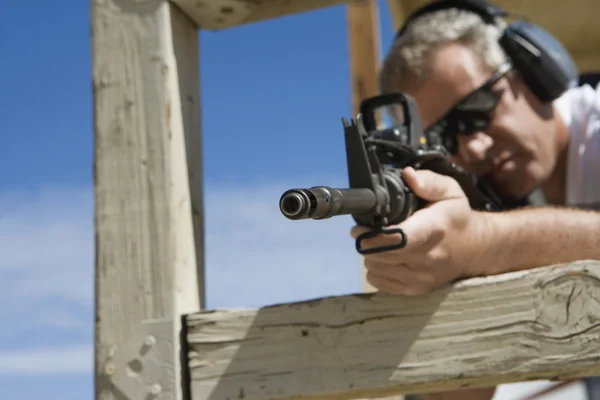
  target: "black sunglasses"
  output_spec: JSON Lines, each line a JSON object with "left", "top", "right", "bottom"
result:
{"left": 425, "top": 62, "right": 513, "bottom": 154}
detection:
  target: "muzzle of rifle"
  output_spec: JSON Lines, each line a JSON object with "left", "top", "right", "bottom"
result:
{"left": 279, "top": 186, "right": 378, "bottom": 220}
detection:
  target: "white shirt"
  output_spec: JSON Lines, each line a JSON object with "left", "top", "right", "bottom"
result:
{"left": 554, "top": 83, "right": 600, "bottom": 207}
{"left": 492, "top": 83, "right": 600, "bottom": 400}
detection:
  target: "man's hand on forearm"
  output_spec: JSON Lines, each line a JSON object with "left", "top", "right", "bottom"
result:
{"left": 351, "top": 167, "right": 495, "bottom": 295}
{"left": 351, "top": 168, "right": 600, "bottom": 296}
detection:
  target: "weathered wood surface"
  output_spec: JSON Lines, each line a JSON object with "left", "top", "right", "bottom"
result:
{"left": 186, "top": 260, "right": 600, "bottom": 400}
{"left": 174, "top": 4, "right": 206, "bottom": 307}
{"left": 172, "top": 0, "right": 351, "bottom": 30}
{"left": 345, "top": 0, "right": 382, "bottom": 297}
{"left": 387, "top": 0, "right": 600, "bottom": 72}
{"left": 91, "top": 0, "right": 203, "bottom": 398}
{"left": 347, "top": 0, "right": 382, "bottom": 118}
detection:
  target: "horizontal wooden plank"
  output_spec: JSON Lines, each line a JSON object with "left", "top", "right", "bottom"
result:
{"left": 185, "top": 260, "right": 600, "bottom": 400}
{"left": 172, "top": 0, "right": 350, "bottom": 30}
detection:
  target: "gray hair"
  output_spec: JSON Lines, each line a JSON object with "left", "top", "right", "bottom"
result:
{"left": 379, "top": 8, "right": 509, "bottom": 93}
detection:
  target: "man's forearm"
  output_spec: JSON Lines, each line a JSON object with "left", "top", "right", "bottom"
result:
{"left": 474, "top": 206, "right": 600, "bottom": 276}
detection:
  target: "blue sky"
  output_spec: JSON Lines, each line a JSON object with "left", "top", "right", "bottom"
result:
{"left": 0, "top": 1, "right": 397, "bottom": 399}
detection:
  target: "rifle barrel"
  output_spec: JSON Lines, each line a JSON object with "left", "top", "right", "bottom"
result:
{"left": 279, "top": 186, "right": 377, "bottom": 220}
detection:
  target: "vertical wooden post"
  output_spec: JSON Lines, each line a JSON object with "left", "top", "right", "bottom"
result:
{"left": 91, "top": 0, "right": 203, "bottom": 398}
{"left": 348, "top": 5, "right": 407, "bottom": 398}
{"left": 387, "top": 0, "right": 407, "bottom": 32}
{"left": 174, "top": 10, "right": 206, "bottom": 308}
{"left": 347, "top": 0, "right": 382, "bottom": 117}
{"left": 346, "top": 0, "right": 382, "bottom": 294}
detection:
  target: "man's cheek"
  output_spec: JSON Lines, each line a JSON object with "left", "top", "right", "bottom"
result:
{"left": 448, "top": 154, "right": 460, "bottom": 163}
{"left": 449, "top": 153, "right": 469, "bottom": 169}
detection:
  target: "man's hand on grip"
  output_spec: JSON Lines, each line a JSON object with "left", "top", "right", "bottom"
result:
{"left": 350, "top": 167, "right": 493, "bottom": 295}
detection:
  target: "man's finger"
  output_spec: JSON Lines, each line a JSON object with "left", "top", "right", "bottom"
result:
{"left": 402, "top": 167, "right": 465, "bottom": 202}
{"left": 366, "top": 271, "right": 425, "bottom": 296}
{"left": 350, "top": 225, "right": 371, "bottom": 239}
{"left": 364, "top": 260, "right": 421, "bottom": 282}
{"left": 395, "top": 209, "right": 445, "bottom": 255}
{"left": 365, "top": 271, "right": 408, "bottom": 295}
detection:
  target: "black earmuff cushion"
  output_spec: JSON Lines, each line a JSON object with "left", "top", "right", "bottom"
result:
{"left": 500, "top": 21, "right": 579, "bottom": 102}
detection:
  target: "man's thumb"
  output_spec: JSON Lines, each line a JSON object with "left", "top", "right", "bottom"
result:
{"left": 402, "top": 167, "right": 464, "bottom": 202}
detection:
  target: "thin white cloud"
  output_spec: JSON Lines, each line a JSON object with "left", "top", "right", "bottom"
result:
{"left": 0, "top": 176, "right": 362, "bottom": 376}
{"left": 0, "top": 185, "right": 94, "bottom": 309}
{"left": 0, "top": 186, "right": 94, "bottom": 352}
{"left": 0, "top": 345, "right": 91, "bottom": 376}
{"left": 204, "top": 178, "right": 363, "bottom": 309}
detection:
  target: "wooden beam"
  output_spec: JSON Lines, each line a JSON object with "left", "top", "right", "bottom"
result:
{"left": 172, "top": 0, "right": 351, "bottom": 30}
{"left": 386, "top": 0, "right": 406, "bottom": 32}
{"left": 91, "top": 0, "right": 203, "bottom": 399}
{"left": 175, "top": 8, "right": 206, "bottom": 307}
{"left": 346, "top": 0, "right": 382, "bottom": 117}
{"left": 346, "top": 0, "right": 383, "bottom": 296}
{"left": 185, "top": 260, "right": 600, "bottom": 400}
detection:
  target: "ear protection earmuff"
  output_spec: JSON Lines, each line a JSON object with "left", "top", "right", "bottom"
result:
{"left": 394, "top": 0, "right": 579, "bottom": 103}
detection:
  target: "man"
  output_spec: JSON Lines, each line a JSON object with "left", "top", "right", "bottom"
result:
{"left": 350, "top": 1, "right": 600, "bottom": 399}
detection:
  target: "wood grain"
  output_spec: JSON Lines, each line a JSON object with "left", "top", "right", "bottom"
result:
{"left": 346, "top": 0, "right": 382, "bottom": 118}
{"left": 186, "top": 260, "right": 600, "bottom": 399}
{"left": 173, "top": 0, "right": 350, "bottom": 30}
{"left": 91, "top": 0, "right": 202, "bottom": 398}
{"left": 346, "top": 0, "right": 383, "bottom": 297}
{"left": 172, "top": 5, "right": 206, "bottom": 307}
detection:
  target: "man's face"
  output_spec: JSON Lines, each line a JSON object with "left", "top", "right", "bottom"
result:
{"left": 408, "top": 43, "right": 561, "bottom": 199}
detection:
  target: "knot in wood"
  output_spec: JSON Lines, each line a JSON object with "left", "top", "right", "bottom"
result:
{"left": 533, "top": 271, "right": 600, "bottom": 339}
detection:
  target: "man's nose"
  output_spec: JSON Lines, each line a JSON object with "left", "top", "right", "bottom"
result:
{"left": 453, "top": 132, "right": 494, "bottom": 176}
{"left": 457, "top": 132, "right": 493, "bottom": 163}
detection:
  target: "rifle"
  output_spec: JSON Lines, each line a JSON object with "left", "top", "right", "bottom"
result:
{"left": 278, "top": 93, "right": 517, "bottom": 255}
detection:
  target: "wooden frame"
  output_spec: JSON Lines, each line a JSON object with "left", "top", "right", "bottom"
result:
{"left": 90, "top": 0, "right": 600, "bottom": 399}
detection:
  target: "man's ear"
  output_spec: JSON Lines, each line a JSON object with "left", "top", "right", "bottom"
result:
{"left": 505, "top": 71, "right": 524, "bottom": 99}
{"left": 507, "top": 71, "right": 554, "bottom": 120}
